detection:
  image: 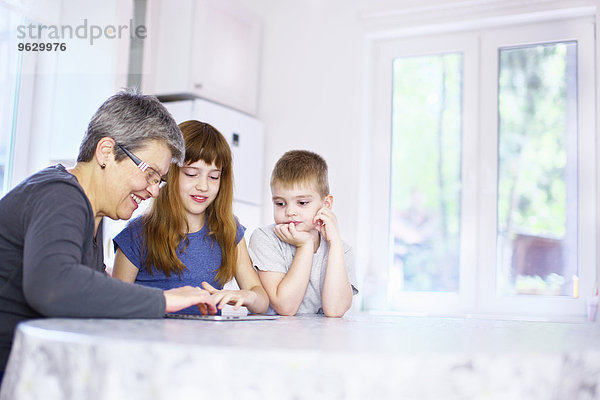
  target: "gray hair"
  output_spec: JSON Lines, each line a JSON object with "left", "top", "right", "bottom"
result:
{"left": 76, "top": 89, "right": 185, "bottom": 165}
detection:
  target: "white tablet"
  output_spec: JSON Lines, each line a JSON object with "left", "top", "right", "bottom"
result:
{"left": 165, "top": 314, "right": 279, "bottom": 321}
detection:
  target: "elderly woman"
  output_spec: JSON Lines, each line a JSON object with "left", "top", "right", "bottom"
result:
{"left": 0, "top": 90, "right": 216, "bottom": 378}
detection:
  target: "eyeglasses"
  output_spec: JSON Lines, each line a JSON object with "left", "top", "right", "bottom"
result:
{"left": 117, "top": 143, "right": 167, "bottom": 188}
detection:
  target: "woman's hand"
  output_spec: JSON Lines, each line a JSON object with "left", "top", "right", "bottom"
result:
{"left": 163, "top": 286, "right": 217, "bottom": 315}
{"left": 201, "top": 282, "right": 258, "bottom": 310}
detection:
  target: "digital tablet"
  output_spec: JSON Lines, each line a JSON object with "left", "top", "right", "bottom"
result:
{"left": 164, "top": 314, "right": 279, "bottom": 321}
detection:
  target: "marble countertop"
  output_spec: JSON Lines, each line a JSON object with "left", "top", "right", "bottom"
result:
{"left": 2, "top": 314, "right": 600, "bottom": 399}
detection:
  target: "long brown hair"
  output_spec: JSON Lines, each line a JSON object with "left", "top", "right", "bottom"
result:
{"left": 142, "top": 120, "right": 238, "bottom": 285}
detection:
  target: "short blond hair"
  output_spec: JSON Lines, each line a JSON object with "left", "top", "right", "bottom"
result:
{"left": 270, "top": 150, "right": 329, "bottom": 198}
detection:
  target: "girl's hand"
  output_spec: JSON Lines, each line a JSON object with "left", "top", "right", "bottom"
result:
{"left": 201, "top": 282, "right": 258, "bottom": 310}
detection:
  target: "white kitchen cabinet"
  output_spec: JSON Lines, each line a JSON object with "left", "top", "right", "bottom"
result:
{"left": 163, "top": 100, "right": 194, "bottom": 124}
{"left": 142, "top": 0, "right": 194, "bottom": 96}
{"left": 142, "top": 0, "right": 260, "bottom": 115}
{"left": 233, "top": 200, "right": 261, "bottom": 240}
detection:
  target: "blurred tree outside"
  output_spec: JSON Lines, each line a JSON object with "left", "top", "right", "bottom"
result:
{"left": 390, "top": 53, "right": 462, "bottom": 293}
{"left": 497, "top": 42, "right": 577, "bottom": 296}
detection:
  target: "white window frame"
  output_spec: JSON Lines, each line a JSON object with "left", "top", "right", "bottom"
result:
{"left": 366, "top": 16, "right": 596, "bottom": 320}
{"left": 477, "top": 18, "right": 596, "bottom": 317}
{"left": 370, "top": 32, "right": 479, "bottom": 315}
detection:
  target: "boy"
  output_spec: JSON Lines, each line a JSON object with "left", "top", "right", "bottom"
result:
{"left": 248, "top": 150, "right": 358, "bottom": 317}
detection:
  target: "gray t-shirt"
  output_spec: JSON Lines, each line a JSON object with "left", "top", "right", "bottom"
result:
{"left": 0, "top": 165, "right": 165, "bottom": 372}
{"left": 248, "top": 224, "right": 358, "bottom": 314}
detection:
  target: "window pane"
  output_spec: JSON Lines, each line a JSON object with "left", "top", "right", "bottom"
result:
{"left": 390, "top": 53, "right": 462, "bottom": 294}
{"left": 497, "top": 42, "right": 577, "bottom": 297}
{"left": 0, "top": 7, "right": 21, "bottom": 195}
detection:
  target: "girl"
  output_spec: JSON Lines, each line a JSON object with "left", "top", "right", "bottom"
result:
{"left": 112, "top": 120, "right": 269, "bottom": 314}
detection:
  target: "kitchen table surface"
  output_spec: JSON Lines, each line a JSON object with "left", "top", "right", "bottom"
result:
{"left": 1, "top": 314, "right": 599, "bottom": 399}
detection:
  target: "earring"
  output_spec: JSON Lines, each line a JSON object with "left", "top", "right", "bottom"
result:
{"left": 101, "top": 163, "right": 106, "bottom": 169}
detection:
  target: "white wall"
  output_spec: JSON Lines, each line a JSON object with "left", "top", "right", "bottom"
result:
{"left": 237, "top": 0, "right": 365, "bottom": 248}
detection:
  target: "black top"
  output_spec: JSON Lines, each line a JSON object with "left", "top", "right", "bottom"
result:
{"left": 0, "top": 165, "right": 165, "bottom": 371}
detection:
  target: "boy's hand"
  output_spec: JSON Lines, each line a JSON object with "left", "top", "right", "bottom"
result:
{"left": 314, "top": 207, "right": 342, "bottom": 244}
{"left": 274, "top": 222, "right": 314, "bottom": 248}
